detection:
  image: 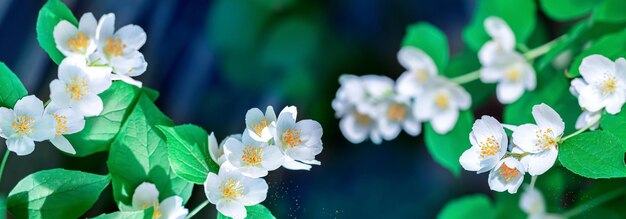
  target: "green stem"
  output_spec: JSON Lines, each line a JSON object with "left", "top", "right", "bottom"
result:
{"left": 559, "top": 117, "right": 600, "bottom": 143}
{"left": 186, "top": 200, "right": 209, "bottom": 219}
{"left": 523, "top": 37, "right": 561, "bottom": 60}
{"left": 562, "top": 188, "right": 626, "bottom": 218}
{"left": 0, "top": 150, "right": 10, "bottom": 184}
{"left": 449, "top": 70, "right": 480, "bottom": 85}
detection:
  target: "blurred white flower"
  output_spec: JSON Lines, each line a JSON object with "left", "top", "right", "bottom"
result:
{"left": 395, "top": 46, "right": 438, "bottom": 98}
{"left": 513, "top": 103, "right": 564, "bottom": 176}
{"left": 92, "top": 13, "right": 147, "bottom": 87}
{"left": 377, "top": 95, "right": 421, "bottom": 140}
{"left": 132, "top": 182, "right": 188, "bottom": 219}
{"left": 44, "top": 102, "right": 85, "bottom": 154}
{"left": 479, "top": 16, "right": 536, "bottom": 104}
{"left": 49, "top": 57, "right": 112, "bottom": 117}
{"left": 271, "top": 106, "right": 323, "bottom": 171}
{"left": 0, "top": 96, "right": 56, "bottom": 156}
{"left": 576, "top": 55, "right": 626, "bottom": 114}
{"left": 204, "top": 164, "right": 268, "bottom": 219}
{"left": 488, "top": 157, "right": 525, "bottom": 194}
{"left": 569, "top": 78, "right": 600, "bottom": 130}
{"left": 53, "top": 13, "right": 98, "bottom": 59}
{"left": 413, "top": 76, "right": 471, "bottom": 134}
{"left": 459, "top": 116, "right": 508, "bottom": 173}
{"left": 245, "top": 106, "right": 276, "bottom": 142}
{"left": 223, "top": 130, "right": 283, "bottom": 178}
{"left": 520, "top": 187, "right": 564, "bottom": 219}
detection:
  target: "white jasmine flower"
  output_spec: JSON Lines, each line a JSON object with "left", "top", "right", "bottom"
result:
{"left": 204, "top": 164, "right": 268, "bottom": 219}
{"left": 413, "top": 76, "right": 471, "bottom": 134}
{"left": 271, "top": 106, "right": 323, "bottom": 171}
{"left": 479, "top": 16, "right": 536, "bottom": 104}
{"left": 223, "top": 130, "right": 283, "bottom": 178}
{"left": 93, "top": 13, "right": 147, "bottom": 87}
{"left": 337, "top": 105, "right": 383, "bottom": 145}
{"left": 0, "top": 96, "right": 56, "bottom": 156}
{"left": 132, "top": 182, "right": 188, "bottom": 219}
{"left": 459, "top": 116, "right": 508, "bottom": 173}
{"left": 520, "top": 187, "right": 564, "bottom": 219}
{"left": 577, "top": 55, "right": 626, "bottom": 114}
{"left": 44, "top": 102, "right": 85, "bottom": 154}
{"left": 49, "top": 57, "right": 112, "bottom": 117}
{"left": 53, "top": 13, "right": 98, "bottom": 58}
{"left": 395, "top": 46, "right": 438, "bottom": 98}
{"left": 378, "top": 95, "right": 421, "bottom": 140}
{"left": 569, "top": 78, "right": 600, "bottom": 130}
{"left": 488, "top": 157, "right": 525, "bottom": 194}
{"left": 245, "top": 106, "right": 276, "bottom": 142}
{"left": 512, "top": 103, "right": 564, "bottom": 176}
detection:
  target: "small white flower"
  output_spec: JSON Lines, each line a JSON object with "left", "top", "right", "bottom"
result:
{"left": 520, "top": 187, "right": 564, "bottom": 219}
{"left": 413, "top": 76, "right": 471, "bottom": 134}
{"left": 271, "top": 106, "right": 323, "bottom": 171}
{"left": 92, "top": 13, "right": 147, "bottom": 87}
{"left": 132, "top": 182, "right": 188, "bottom": 219}
{"left": 245, "top": 106, "right": 277, "bottom": 142}
{"left": 569, "top": 78, "right": 600, "bottom": 130}
{"left": 223, "top": 130, "right": 283, "bottom": 178}
{"left": 512, "top": 103, "right": 564, "bottom": 176}
{"left": 53, "top": 13, "right": 98, "bottom": 58}
{"left": 488, "top": 157, "right": 525, "bottom": 194}
{"left": 459, "top": 116, "right": 508, "bottom": 173}
{"left": 0, "top": 96, "right": 56, "bottom": 156}
{"left": 204, "top": 164, "right": 268, "bottom": 219}
{"left": 577, "top": 55, "right": 626, "bottom": 114}
{"left": 44, "top": 102, "right": 85, "bottom": 154}
{"left": 479, "top": 16, "right": 536, "bottom": 104}
{"left": 209, "top": 132, "right": 227, "bottom": 165}
{"left": 395, "top": 46, "right": 438, "bottom": 98}
{"left": 377, "top": 95, "right": 421, "bottom": 140}
{"left": 49, "top": 57, "right": 112, "bottom": 117}
{"left": 336, "top": 105, "right": 383, "bottom": 145}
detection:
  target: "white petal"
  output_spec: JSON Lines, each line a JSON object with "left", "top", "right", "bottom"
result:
{"left": 116, "top": 24, "right": 146, "bottom": 51}
{"left": 282, "top": 156, "right": 312, "bottom": 170}
{"left": 339, "top": 115, "right": 368, "bottom": 144}
{"left": 579, "top": 54, "right": 614, "bottom": 84}
{"left": 53, "top": 20, "right": 79, "bottom": 56}
{"left": 471, "top": 115, "right": 505, "bottom": 143}
{"left": 32, "top": 115, "right": 56, "bottom": 142}
{"left": 480, "top": 66, "right": 503, "bottom": 83}
{"left": 50, "top": 135, "right": 76, "bottom": 154}
{"left": 261, "top": 145, "right": 284, "bottom": 171}
{"left": 378, "top": 118, "right": 401, "bottom": 141}
{"left": 54, "top": 108, "right": 85, "bottom": 134}
{"left": 484, "top": 16, "right": 515, "bottom": 51}
{"left": 520, "top": 187, "right": 546, "bottom": 214}
{"left": 208, "top": 133, "right": 221, "bottom": 164}
{"left": 459, "top": 147, "right": 481, "bottom": 172}
{"left": 111, "top": 73, "right": 142, "bottom": 88}
{"left": 159, "top": 196, "right": 188, "bottom": 219}
{"left": 204, "top": 173, "right": 221, "bottom": 204}
{"left": 7, "top": 136, "right": 35, "bottom": 156}
{"left": 431, "top": 109, "right": 459, "bottom": 134}
{"left": 496, "top": 81, "right": 525, "bottom": 104}
{"left": 49, "top": 80, "right": 71, "bottom": 107}
{"left": 397, "top": 46, "right": 438, "bottom": 75}
{"left": 578, "top": 86, "right": 604, "bottom": 112}
{"left": 240, "top": 177, "right": 268, "bottom": 205}
{"left": 216, "top": 200, "right": 246, "bottom": 219}
{"left": 532, "top": 103, "right": 565, "bottom": 136}
{"left": 395, "top": 72, "right": 421, "bottom": 97}
{"left": 14, "top": 95, "right": 44, "bottom": 120}
{"left": 526, "top": 148, "right": 558, "bottom": 176}
{"left": 96, "top": 13, "right": 115, "bottom": 45}
{"left": 78, "top": 12, "right": 98, "bottom": 55}
{"left": 512, "top": 124, "right": 542, "bottom": 153}
{"left": 279, "top": 106, "right": 298, "bottom": 120}
{"left": 605, "top": 94, "right": 626, "bottom": 114}
{"left": 132, "top": 182, "right": 159, "bottom": 210}
{"left": 402, "top": 119, "right": 421, "bottom": 136}
{"left": 615, "top": 57, "right": 626, "bottom": 82}
{"left": 569, "top": 78, "right": 587, "bottom": 97}
{"left": 450, "top": 84, "right": 471, "bottom": 109}
{"left": 361, "top": 75, "right": 394, "bottom": 98}
{"left": 0, "top": 108, "right": 14, "bottom": 138}
{"left": 72, "top": 94, "right": 103, "bottom": 117}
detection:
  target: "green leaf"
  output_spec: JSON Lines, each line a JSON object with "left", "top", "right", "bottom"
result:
{"left": 90, "top": 209, "right": 153, "bottom": 219}
{"left": 66, "top": 82, "right": 144, "bottom": 156}
{"left": 402, "top": 22, "right": 449, "bottom": 71}
{"left": 36, "top": 0, "right": 77, "bottom": 64}
{"left": 559, "top": 131, "right": 626, "bottom": 178}
{"left": 568, "top": 28, "right": 626, "bottom": 78}
{"left": 7, "top": 169, "right": 110, "bottom": 219}
{"left": 158, "top": 124, "right": 219, "bottom": 184}
{"left": 0, "top": 62, "right": 28, "bottom": 108}
{"left": 108, "top": 94, "right": 193, "bottom": 209}
{"left": 0, "top": 196, "right": 5, "bottom": 219}
{"left": 437, "top": 194, "right": 496, "bottom": 219}
{"left": 594, "top": 0, "right": 626, "bottom": 23}
{"left": 463, "top": 0, "right": 537, "bottom": 51}
{"left": 424, "top": 110, "right": 474, "bottom": 177}
{"left": 540, "top": 0, "right": 601, "bottom": 21}
{"left": 217, "top": 204, "right": 276, "bottom": 219}
{"left": 493, "top": 192, "right": 525, "bottom": 219}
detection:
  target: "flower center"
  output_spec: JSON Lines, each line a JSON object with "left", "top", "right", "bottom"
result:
{"left": 479, "top": 136, "right": 499, "bottom": 158}
{"left": 53, "top": 114, "right": 68, "bottom": 136}
{"left": 12, "top": 115, "right": 34, "bottom": 137}
{"left": 601, "top": 76, "right": 617, "bottom": 95}
{"left": 282, "top": 128, "right": 302, "bottom": 148}
{"left": 104, "top": 37, "right": 126, "bottom": 57}
{"left": 67, "top": 32, "right": 90, "bottom": 53}
{"left": 414, "top": 69, "right": 429, "bottom": 82}
{"left": 66, "top": 77, "right": 89, "bottom": 100}
{"left": 505, "top": 69, "right": 521, "bottom": 82}
{"left": 498, "top": 163, "right": 519, "bottom": 182}
{"left": 355, "top": 112, "right": 372, "bottom": 125}
{"left": 242, "top": 145, "right": 263, "bottom": 166}
{"left": 151, "top": 201, "right": 161, "bottom": 219}
{"left": 220, "top": 178, "right": 243, "bottom": 202}
{"left": 434, "top": 93, "right": 449, "bottom": 109}
{"left": 252, "top": 119, "right": 270, "bottom": 136}
{"left": 387, "top": 103, "right": 406, "bottom": 122}
{"left": 535, "top": 128, "right": 557, "bottom": 151}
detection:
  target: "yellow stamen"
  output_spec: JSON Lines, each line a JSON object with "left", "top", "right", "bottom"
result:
{"left": 601, "top": 76, "right": 617, "bottom": 95}
{"left": 66, "top": 77, "right": 89, "bottom": 100}
{"left": 415, "top": 69, "right": 429, "bottom": 82}
{"left": 535, "top": 128, "right": 557, "bottom": 151}
{"left": 53, "top": 114, "right": 68, "bottom": 136}
{"left": 12, "top": 115, "right": 34, "bottom": 137}
{"left": 387, "top": 103, "right": 406, "bottom": 122}
{"left": 220, "top": 178, "right": 243, "bottom": 202}
{"left": 434, "top": 93, "right": 449, "bottom": 109}
{"left": 152, "top": 201, "right": 161, "bottom": 219}
{"left": 252, "top": 119, "right": 270, "bottom": 136}
{"left": 479, "top": 136, "right": 499, "bottom": 158}
{"left": 505, "top": 69, "right": 521, "bottom": 82}
{"left": 104, "top": 37, "right": 126, "bottom": 57}
{"left": 242, "top": 145, "right": 263, "bottom": 166}
{"left": 355, "top": 112, "right": 372, "bottom": 125}
{"left": 498, "top": 163, "right": 519, "bottom": 182}
{"left": 67, "top": 32, "right": 90, "bottom": 52}
{"left": 282, "top": 128, "right": 302, "bottom": 148}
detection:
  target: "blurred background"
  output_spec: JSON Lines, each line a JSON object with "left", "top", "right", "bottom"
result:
{"left": 0, "top": 0, "right": 517, "bottom": 218}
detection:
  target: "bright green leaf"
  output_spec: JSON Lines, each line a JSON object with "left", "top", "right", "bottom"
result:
{"left": 0, "top": 62, "right": 28, "bottom": 108}
{"left": 217, "top": 204, "right": 276, "bottom": 219}
{"left": 7, "top": 169, "right": 110, "bottom": 219}
{"left": 90, "top": 209, "right": 153, "bottom": 219}
{"left": 158, "top": 124, "right": 219, "bottom": 184}
{"left": 568, "top": 28, "right": 626, "bottom": 78}
{"left": 108, "top": 94, "right": 193, "bottom": 209}
{"left": 559, "top": 131, "right": 626, "bottom": 178}
{"left": 424, "top": 110, "right": 474, "bottom": 177}
{"left": 437, "top": 194, "right": 496, "bottom": 219}
{"left": 594, "top": 0, "right": 626, "bottom": 23}
{"left": 463, "top": 0, "right": 537, "bottom": 51}
{"left": 36, "top": 0, "right": 77, "bottom": 64}
{"left": 540, "top": 0, "right": 601, "bottom": 21}
{"left": 402, "top": 22, "right": 449, "bottom": 71}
